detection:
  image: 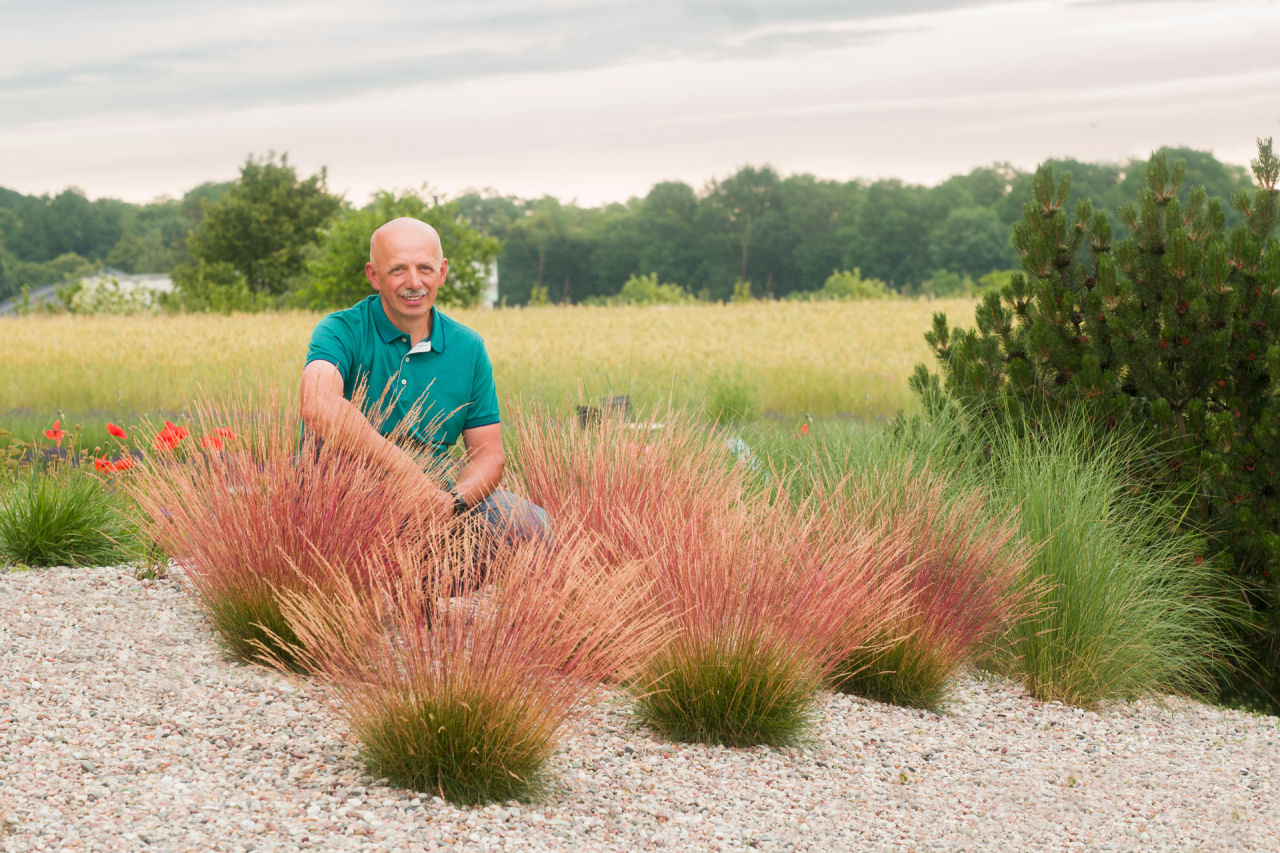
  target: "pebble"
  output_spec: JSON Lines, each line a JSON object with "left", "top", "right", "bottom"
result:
{"left": 1, "top": 564, "right": 1277, "bottom": 851}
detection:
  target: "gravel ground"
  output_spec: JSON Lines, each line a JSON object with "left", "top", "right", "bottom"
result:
{"left": 2, "top": 564, "right": 1277, "bottom": 852}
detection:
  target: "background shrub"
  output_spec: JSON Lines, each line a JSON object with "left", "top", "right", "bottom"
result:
{"left": 912, "top": 140, "right": 1280, "bottom": 713}
{"left": 617, "top": 273, "right": 695, "bottom": 306}
{"left": 821, "top": 268, "right": 893, "bottom": 300}
{"left": 705, "top": 370, "right": 759, "bottom": 425}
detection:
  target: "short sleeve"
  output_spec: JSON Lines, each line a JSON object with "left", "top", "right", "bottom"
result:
{"left": 306, "top": 312, "right": 354, "bottom": 379}
{"left": 463, "top": 342, "right": 501, "bottom": 429}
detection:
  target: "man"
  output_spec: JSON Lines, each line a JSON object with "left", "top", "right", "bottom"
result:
{"left": 299, "top": 216, "right": 548, "bottom": 543}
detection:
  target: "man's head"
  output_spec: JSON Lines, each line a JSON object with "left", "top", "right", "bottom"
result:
{"left": 366, "top": 217, "right": 449, "bottom": 335}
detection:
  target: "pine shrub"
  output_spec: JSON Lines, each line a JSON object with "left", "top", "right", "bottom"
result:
{"left": 912, "top": 139, "right": 1280, "bottom": 712}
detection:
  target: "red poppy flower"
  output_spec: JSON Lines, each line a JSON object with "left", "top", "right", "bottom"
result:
{"left": 799, "top": 423, "right": 809, "bottom": 436}
{"left": 107, "top": 423, "right": 127, "bottom": 439}
{"left": 94, "top": 456, "right": 112, "bottom": 472}
{"left": 213, "top": 427, "right": 238, "bottom": 440}
{"left": 201, "top": 434, "right": 223, "bottom": 450}
{"left": 154, "top": 421, "right": 190, "bottom": 451}
{"left": 44, "top": 419, "right": 66, "bottom": 447}
{"left": 111, "top": 458, "right": 135, "bottom": 472}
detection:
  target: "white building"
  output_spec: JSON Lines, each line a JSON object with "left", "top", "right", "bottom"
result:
{"left": 73, "top": 269, "right": 174, "bottom": 313}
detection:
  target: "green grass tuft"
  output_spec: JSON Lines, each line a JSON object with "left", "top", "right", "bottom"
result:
{"left": 635, "top": 636, "right": 822, "bottom": 748}
{"left": 0, "top": 470, "right": 136, "bottom": 567}
{"left": 987, "top": 421, "right": 1238, "bottom": 707}
{"left": 204, "top": 581, "right": 307, "bottom": 671}
{"left": 832, "top": 634, "right": 954, "bottom": 712}
{"left": 355, "top": 688, "right": 552, "bottom": 805}
{"left": 704, "top": 369, "right": 760, "bottom": 425}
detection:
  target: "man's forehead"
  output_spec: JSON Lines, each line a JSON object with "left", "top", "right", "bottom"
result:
{"left": 371, "top": 219, "right": 443, "bottom": 260}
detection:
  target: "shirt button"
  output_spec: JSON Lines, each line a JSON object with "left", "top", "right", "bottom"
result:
{"left": 401, "top": 379, "right": 407, "bottom": 385}
{"left": 404, "top": 356, "right": 410, "bottom": 362}
{"left": 401, "top": 337, "right": 407, "bottom": 343}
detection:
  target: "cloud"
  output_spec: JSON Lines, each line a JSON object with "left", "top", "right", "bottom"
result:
{"left": 0, "top": 0, "right": 1015, "bottom": 130}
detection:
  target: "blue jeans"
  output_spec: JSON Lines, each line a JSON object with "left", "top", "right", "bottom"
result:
{"left": 464, "top": 488, "right": 552, "bottom": 547}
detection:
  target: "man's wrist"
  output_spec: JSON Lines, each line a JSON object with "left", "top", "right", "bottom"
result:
{"left": 449, "top": 487, "right": 470, "bottom": 516}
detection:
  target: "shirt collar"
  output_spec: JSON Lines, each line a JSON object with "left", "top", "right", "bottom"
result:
{"left": 371, "top": 295, "right": 446, "bottom": 352}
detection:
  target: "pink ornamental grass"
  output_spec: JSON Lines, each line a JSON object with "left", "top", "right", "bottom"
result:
{"left": 275, "top": 519, "right": 669, "bottom": 805}
{"left": 620, "top": 480, "right": 912, "bottom": 746}
{"left": 819, "top": 463, "right": 1037, "bottom": 710}
{"left": 509, "top": 403, "right": 755, "bottom": 560}
{"left": 122, "top": 383, "right": 449, "bottom": 669}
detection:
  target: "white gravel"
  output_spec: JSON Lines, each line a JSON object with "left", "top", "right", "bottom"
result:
{"left": 2, "top": 564, "right": 1277, "bottom": 852}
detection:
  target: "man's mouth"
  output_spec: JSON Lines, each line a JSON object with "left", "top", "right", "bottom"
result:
{"left": 401, "top": 290, "right": 427, "bottom": 302}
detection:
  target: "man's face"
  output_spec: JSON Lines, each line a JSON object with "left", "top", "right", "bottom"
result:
{"left": 366, "top": 223, "right": 449, "bottom": 331}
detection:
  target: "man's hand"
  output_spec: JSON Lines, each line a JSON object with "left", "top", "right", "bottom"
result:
{"left": 431, "top": 486, "right": 457, "bottom": 521}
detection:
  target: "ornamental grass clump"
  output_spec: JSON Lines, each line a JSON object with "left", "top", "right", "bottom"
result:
{"left": 122, "top": 384, "right": 448, "bottom": 670}
{"left": 623, "top": 487, "right": 911, "bottom": 747}
{"left": 0, "top": 468, "right": 138, "bottom": 567}
{"left": 277, "top": 520, "right": 667, "bottom": 806}
{"left": 815, "top": 465, "right": 1036, "bottom": 711}
{"left": 512, "top": 405, "right": 911, "bottom": 744}
{"left": 988, "top": 421, "right": 1237, "bottom": 707}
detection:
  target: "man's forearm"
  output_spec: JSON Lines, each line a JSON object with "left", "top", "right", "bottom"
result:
{"left": 451, "top": 449, "right": 504, "bottom": 506}
{"left": 303, "top": 391, "right": 430, "bottom": 483}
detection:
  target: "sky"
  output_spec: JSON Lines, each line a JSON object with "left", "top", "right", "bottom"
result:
{"left": 2, "top": 0, "right": 1278, "bottom": 207}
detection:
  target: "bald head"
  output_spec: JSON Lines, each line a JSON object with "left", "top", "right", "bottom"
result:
{"left": 364, "top": 217, "right": 449, "bottom": 335}
{"left": 370, "top": 217, "right": 442, "bottom": 265}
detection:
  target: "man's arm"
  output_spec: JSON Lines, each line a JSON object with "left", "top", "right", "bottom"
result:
{"left": 453, "top": 423, "right": 506, "bottom": 509}
{"left": 299, "top": 360, "right": 450, "bottom": 511}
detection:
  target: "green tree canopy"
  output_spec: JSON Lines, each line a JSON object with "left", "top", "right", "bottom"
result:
{"left": 186, "top": 153, "right": 341, "bottom": 295}
{"left": 927, "top": 206, "right": 1014, "bottom": 276}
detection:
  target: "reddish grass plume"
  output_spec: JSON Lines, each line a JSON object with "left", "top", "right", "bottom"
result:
{"left": 276, "top": 517, "right": 669, "bottom": 805}
{"left": 122, "top": 383, "right": 450, "bottom": 669}
{"left": 512, "top": 405, "right": 912, "bottom": 745}
{"left": 819, "top": 462, "right": 1038, "bottom": 710}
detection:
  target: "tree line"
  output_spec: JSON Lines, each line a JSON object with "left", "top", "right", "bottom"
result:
{"left": 0, "top": 149, "right": 1257, "bottom": 310}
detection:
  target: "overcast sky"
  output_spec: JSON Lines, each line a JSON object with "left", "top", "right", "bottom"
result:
{"left": 2, "top": 0, "right": 1278, "bottom": 206}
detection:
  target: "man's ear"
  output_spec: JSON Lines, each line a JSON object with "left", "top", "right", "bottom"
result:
{"left": 365, "top": 261, "right": 379, "bottom": 291}
{"left": 439, "top": 258, "right": 449, "bottom": 282}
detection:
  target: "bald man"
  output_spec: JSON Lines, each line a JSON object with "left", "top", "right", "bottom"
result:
{"left": 300, "top": 217, "right": 548, "bottom": 542}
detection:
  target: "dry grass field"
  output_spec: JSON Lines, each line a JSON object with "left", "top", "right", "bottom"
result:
{"left": 0, "top": 298, "right": 977, "bottom": 434}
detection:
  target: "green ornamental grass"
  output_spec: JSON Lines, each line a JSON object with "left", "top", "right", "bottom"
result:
{"left": 989, "top": 421, "right": 1237, "bottom": 707}
{"left": 356, "top": 687, "right": 555, "bottom": 805}
{"left": 0, "top": 470, "right": 136, "bottom": 567}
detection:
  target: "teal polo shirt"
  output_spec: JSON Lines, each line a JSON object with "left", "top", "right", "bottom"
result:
{"left": 305, "top": 295, "right": 500, "bottom": 461}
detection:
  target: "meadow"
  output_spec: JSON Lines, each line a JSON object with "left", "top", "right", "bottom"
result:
{"left": 0, "top": 299, "right": 977, "bottom": 441}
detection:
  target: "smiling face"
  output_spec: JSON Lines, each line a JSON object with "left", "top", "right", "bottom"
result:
{"left": 366, "top": 218, "right": 449, "bottom": 340}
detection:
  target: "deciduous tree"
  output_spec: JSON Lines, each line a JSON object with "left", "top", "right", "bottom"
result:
{"left": 186, "top": 153, "right": 341, "bottom": 295}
